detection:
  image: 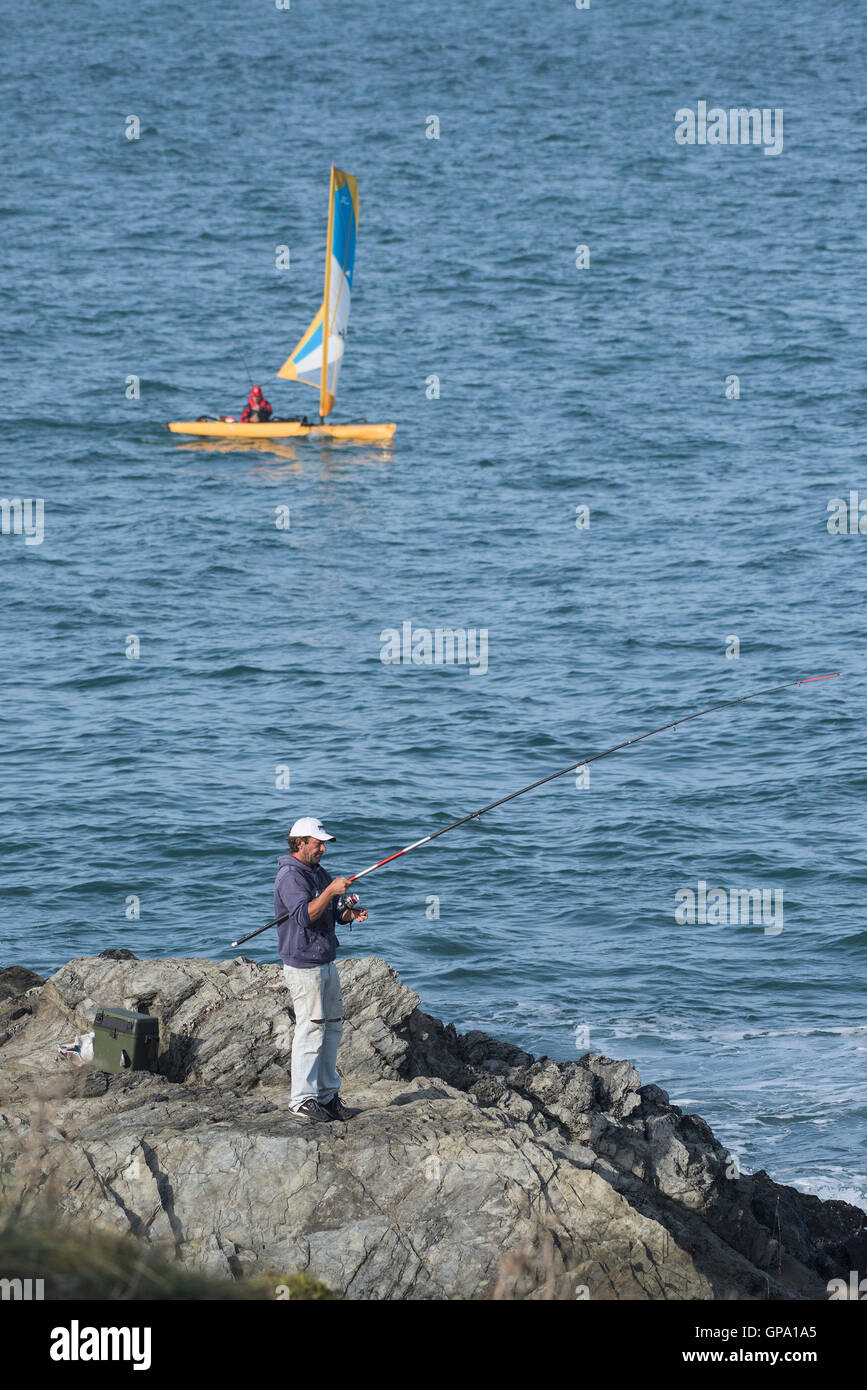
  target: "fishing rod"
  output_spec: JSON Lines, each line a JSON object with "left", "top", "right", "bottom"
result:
{"left": 234, "top": 344, "right": 254, "bottom": 388}
{"left": 230, "top": 672, "right": 840, "bottom": 948}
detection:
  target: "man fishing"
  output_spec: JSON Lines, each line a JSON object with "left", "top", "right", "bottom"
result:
{"left": 240, "top": 384, "right": 273, "bottom": 422}
{"left": 274, "top": 817, "right": 368, "bottom": 1122}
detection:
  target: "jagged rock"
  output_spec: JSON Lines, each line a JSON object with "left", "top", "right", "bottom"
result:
{"left": 0, "top": 953, "right": 863, "bottom": 1301}
{"left": 0, "top": 966, "right": 45, "bottom": 1047}
{"left": 0, "top": 966, "right": 45, "bottom": 1002}
{"left": 581, "top": 1054, "right": 643, "bottom": 1116}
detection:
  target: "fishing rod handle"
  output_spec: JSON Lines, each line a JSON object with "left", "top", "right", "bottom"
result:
{"left": 230, "top": 923, "right": 272, "bottom": 948}
{"left": 231, "top": 908, "right": 291, "bottom": 949}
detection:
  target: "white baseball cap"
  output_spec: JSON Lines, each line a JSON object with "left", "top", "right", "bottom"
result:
{"left": 289, "top": 817, "right": 336, "bottom": 842}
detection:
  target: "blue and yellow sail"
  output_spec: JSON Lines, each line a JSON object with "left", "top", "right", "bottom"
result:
{"left": 277, "top": 167, "right": 359, "bottom": 418}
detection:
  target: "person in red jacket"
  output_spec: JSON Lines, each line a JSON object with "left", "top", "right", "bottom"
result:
{"left": 240, "top": 385, "right": 273, "bottom": 422}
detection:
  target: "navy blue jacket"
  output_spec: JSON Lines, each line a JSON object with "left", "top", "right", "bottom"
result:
{"left": 274, "top": 854, "right": 341, "bottom": 967}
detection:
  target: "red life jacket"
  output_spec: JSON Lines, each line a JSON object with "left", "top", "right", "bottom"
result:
{"left": 241, "top": 387, "right": 273, "bottom": 422}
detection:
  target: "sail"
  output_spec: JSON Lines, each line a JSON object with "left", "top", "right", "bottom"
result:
{"left": 277, "top": 168, "right": 358, "bottom": 417}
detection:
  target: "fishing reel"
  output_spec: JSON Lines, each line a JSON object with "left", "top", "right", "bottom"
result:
{"left": 335, "top": 893, "right": 362, "bottom": 927}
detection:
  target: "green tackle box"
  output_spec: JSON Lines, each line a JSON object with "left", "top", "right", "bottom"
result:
{"left": 92, "top": 1006, "right": 159, "bottom": 1074}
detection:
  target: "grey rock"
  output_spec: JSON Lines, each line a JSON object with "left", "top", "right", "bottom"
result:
{"left": 580, "top": 1053, "right": 643, "bottom": 1116}
{"left": 0, "top": 966, "right": 46, "bottom": 1047}
{"left": 0, "top": 952, "right": 863, "bottom": 1301}
{"left": 0, "top": 966, "right": 45, "bottom": 1002}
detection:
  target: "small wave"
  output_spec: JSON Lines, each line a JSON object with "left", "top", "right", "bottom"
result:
{"left": 790, "top": 1174, "right": 867, "bottom": 1212}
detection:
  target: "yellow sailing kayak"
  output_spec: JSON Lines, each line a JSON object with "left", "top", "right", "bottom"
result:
{"left": 167, "top": 419, "right": 396, "bottom": 442}
{"left": 168, "top": 170, "right": 394, "bottom": 446}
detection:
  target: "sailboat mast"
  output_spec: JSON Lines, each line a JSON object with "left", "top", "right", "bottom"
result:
{"left": 319, "top": 166, "right": 336, "bottom": 420}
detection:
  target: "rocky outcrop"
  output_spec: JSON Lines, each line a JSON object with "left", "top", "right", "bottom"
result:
{"left": 0, "top": 952, "right": 863, "bottom": 1300}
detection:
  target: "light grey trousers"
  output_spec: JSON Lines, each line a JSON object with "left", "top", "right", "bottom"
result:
{"left": 282, "top": 962, "right": 344, "bottom": 1107}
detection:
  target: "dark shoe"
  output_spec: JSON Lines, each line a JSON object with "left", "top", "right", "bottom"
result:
{"left": 322, "top": 1095, "right": 359, "bottom": 1121}
{"left": 291, "top": 1098, "right": 334, "bottom": 1123}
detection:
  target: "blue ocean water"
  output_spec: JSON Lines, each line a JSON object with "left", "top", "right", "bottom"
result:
{"left": 2, "top": 0, "right": 865, "bottom": 1210}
